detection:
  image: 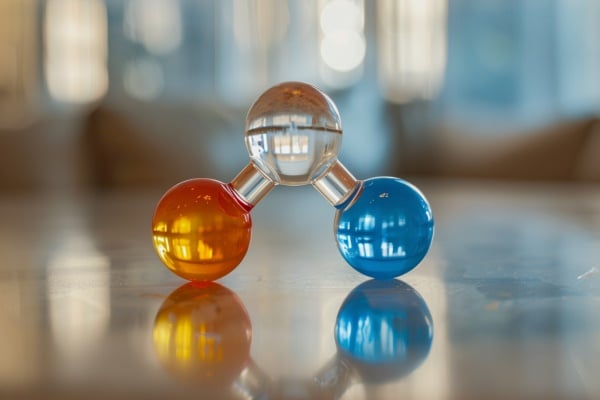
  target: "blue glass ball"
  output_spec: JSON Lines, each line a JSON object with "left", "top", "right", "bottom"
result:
{"left": 335, "top": 177, "right": 434, "bottom": 279}
{"left": 335, "top": 279, "right": 433, "bottom": 383}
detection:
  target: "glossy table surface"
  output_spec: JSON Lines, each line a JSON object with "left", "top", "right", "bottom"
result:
{"left": 1, "top": 180, "right": 599, "bottom": 399}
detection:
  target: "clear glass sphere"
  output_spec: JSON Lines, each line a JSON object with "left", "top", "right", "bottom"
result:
{"left": 335, "top": 279, "right": 433, "bottom": 383}
{"left": 245, "top": 81, "right": 342, "bottom": 186}
{"left": 335, "top": 177, "right": 434, "bottom": 279}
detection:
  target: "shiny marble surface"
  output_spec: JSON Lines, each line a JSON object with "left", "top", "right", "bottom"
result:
{"left": 1, "top": 180, "right": 599, "bottom": 399}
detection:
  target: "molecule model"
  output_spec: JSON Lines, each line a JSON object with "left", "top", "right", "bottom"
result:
{"left": 152, "top": 82, "right": 434, "bottom": 281}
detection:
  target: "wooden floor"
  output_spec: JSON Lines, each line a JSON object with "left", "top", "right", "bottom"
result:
{"left": 0, "top": 180, "right": 599, "bottom": 399}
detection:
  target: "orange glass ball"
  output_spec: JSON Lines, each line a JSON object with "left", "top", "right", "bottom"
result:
{"left": 152, "top": 179, "right": 252, "bottom": 281}
{"left": 153, "top": 282, "right": 252, "bottom": 386}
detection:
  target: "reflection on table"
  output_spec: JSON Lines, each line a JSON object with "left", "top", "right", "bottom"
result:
{"left": 152, "top": 279, "right": 433, "bottom": 399}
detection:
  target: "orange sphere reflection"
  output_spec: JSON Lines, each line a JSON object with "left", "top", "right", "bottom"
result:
{"left": 152, "top": 179, "right": 252, "bottom": 281}
{"left": 153, "top": 282, "right": 252, "bottom": 386}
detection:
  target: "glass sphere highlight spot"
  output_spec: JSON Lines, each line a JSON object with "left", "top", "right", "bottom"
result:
{"left": 152, "top": 179, "right": 252, "bottom": 281}
{"left": 335, "top": 177, "right": 434, "bottom": 279}
{"left": 245, "top": 82, "right": 343, "bottom": 185}
{"left": 153, "top": 282, "right": 252, "bottom": 386}
{"left": 335, "top": 279, "right": 433, "bottom": 383}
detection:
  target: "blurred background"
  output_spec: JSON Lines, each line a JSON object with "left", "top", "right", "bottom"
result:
{"left": 1, "top": 0, "right": 600, "bottom": 194}
{"left": 2, "top": 3, "right": 600, "bottom": 398}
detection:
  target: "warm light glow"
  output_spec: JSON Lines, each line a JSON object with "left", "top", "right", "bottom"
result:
{"left": 198, "top": 323, "right": 224, "bottom": 362}
{"left": 173, "top": 217, "right": 192, "bottom": 234}
{"left": 175, "top": 316, "right": 192, "bottom": 362}
{"left": 173, "top": 238, "right": 192, "bottom": 260}
{"left": 197, "top": 240, "right": 215, "bottom": 260}
{"left": 377, "top": 0, "right": 447, "bottom": 103}
{"left": 153, "top": 319, "right": 172, "bottom": 360}
{"left": 124, "top": 0, "right": 182, "bottom": 55}
{"left": 318, "top": 0, "right": 366, "bottom": 87}
{"left": 44, "top": 0, "right": 108, "bottom": 103}
{"left": 154, "top": 221, "right": 167, "bottom": 233}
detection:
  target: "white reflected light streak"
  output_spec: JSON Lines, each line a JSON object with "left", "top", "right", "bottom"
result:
{"left": 339, "top": 315, "right": 407, "bottom": 360}
{"left": 377, "top": 0, "right": 447, "bottom": 103}
{"left": 358, "top": 214, "right": 376, "bottom": 231}
{"left": 44, "top": 0, "right": 108, "bottom": 103}
{"left": 318, "top": 0, "right": 365, "bottom": 87}
{"left": 216, "top": 0, "right": 289, "bottom": 105}
{"left": 358, "top": 242, "right": 374, "bottom": 257}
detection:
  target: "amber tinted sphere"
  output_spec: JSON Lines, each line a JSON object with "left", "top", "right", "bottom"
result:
{"left": 152, "top": 179, "right": 252, "bottom": 281}
{"left": 153, "top": 282, "right": 252, "bottom": 386}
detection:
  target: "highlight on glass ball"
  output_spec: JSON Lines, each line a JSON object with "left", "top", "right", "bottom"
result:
{"left": 334, "top": 279, "right": 433, "bottom": 383}
{"left": 151, "top": 80, "right": 434, "bottom": 282}
{"left": 152, "top": 282, "right": 252, "bottom": 386}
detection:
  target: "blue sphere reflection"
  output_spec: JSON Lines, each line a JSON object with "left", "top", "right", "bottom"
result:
{"left": 335, "top": 177, "right": 434, "bottom": 279}
{"left": 335, "top": 279, "right": 433, "bottom": 383}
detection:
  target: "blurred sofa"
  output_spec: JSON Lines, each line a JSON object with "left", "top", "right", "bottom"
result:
{"left": 399, "top": 117, "right": 600, "bottom": 182}
{"left": 1, "top": 103, "right": 599, "bottom": 194}
{"left": 80, "top": 105, "right": 600, "bottom": 188}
